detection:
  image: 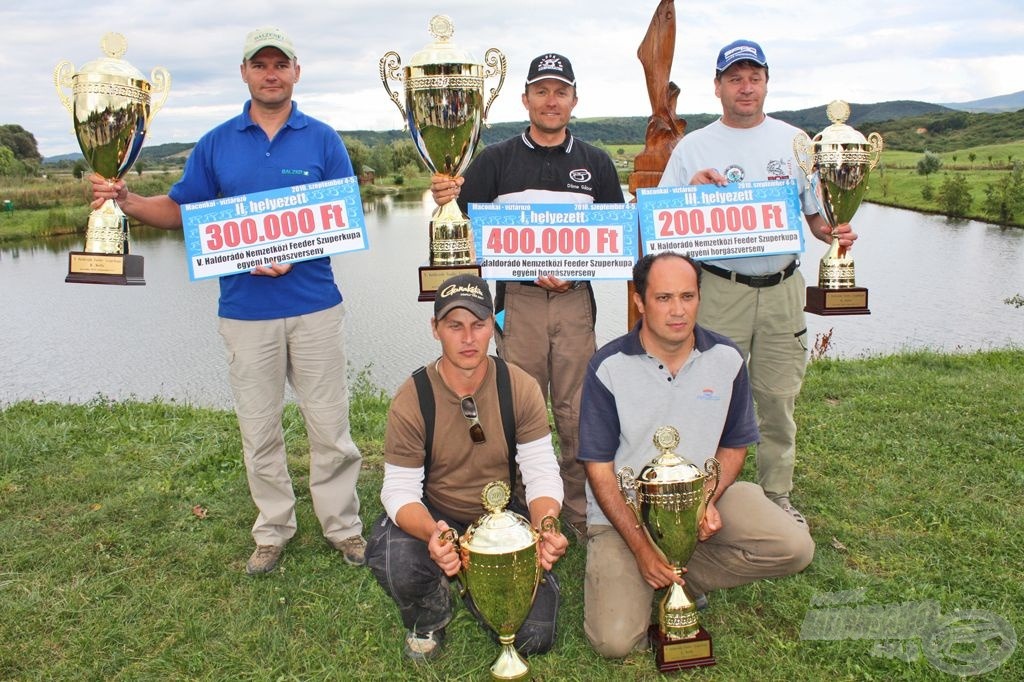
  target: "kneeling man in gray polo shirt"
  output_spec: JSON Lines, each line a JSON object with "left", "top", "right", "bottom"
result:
{"left": 578, "top": 252, "right": 815, "bottom": 658}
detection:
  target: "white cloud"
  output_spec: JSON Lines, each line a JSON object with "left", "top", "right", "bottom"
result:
{"left": 3, "top": 0, "right": 1021, "bottom": 158}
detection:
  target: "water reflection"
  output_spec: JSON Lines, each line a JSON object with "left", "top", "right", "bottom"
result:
{"left": 2, "top": 199, "right": 1022, "bottom": 409}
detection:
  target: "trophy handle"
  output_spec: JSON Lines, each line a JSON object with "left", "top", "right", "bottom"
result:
{"left": 793, "top": 132, "right": 814, "bottom": 178}
{"left": 481, "top": 48, "right": 507, "bottom": 124}
{"left": 616, "top": 467, "right": 643, "bottom": 525}
{"left": 537, "top": 515, "right": 561, "bottom": 582}
{"left": 54, "top": 60, "right": 75, "bottom": 115}
{"left": 867, "top": 132, "right": 884, "bottom": 171}
{"left": 703, "top": 458, "right": 722, "bottom": 505}
{"left": 438, "top": 527, "right": 467, "bottom": 596}
{"left": 149, "top": 66, "right": 172, "bottom": 117}
{"left": 379, "top": 51, "right": 407, "bottom": 121}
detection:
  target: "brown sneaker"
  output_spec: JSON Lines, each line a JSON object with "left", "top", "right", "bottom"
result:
{"left": 329, "top": 534, "right": 367, "bottom": 566}
{"left": 246, "top": 544, "right": 284, "bottom": 575}
{"left": 773, "top": 496, "right": 809, "bottom": 530}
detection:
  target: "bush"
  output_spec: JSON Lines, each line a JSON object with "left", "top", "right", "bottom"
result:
{"left": 937, "top": 173, "right": 972, "bottom": 218}
{"left": 984, "top": 162, "right": 1024, "bottom": 225}
{"left": 916, "top": 151, "right": 942, "bottom": 176}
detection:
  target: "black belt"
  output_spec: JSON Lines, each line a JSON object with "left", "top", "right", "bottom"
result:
{"left": 702, "top": 261, "right": 798, "bottom": 288}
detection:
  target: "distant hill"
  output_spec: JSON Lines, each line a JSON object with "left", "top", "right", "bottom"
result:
{"left": 42, "top": 96, "right": 1024, "bottom": 164}
{"left": 770, "top": 101, "right": 954, "bottom": 134}
{"left": 942, "top": 90, "right": 1024, "bottom": 113}
{"left": 861, "top": 108, "right": 1024, "bottom": 153}
{"left": 44, "top": 142, "right": 193, "bottom": 165}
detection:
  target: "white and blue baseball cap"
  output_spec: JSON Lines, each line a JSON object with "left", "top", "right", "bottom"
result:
{"left": 716, "top": 39, "right": 768, "bottom": 73}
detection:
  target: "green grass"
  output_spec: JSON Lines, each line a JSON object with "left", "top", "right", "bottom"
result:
{"left": 2, "top": 350, "right": 1022, "bottom": 680}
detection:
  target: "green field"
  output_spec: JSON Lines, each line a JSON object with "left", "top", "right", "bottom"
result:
{"left": 2, "top": 350, "right": 1022, "bottom": 680}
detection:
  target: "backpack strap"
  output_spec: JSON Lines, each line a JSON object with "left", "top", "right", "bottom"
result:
{"left": 411, "top": 365, "right": 435, "bottom": 483}
{"left": 493, "top": 356, "right": 518, "bottom": 491}
{"left": 412, "top": 357, "right": 518, "bottom": 490}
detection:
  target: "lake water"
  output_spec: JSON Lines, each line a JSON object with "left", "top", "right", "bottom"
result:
{"left": 2, "top": 194, "right": 1022, "bottom": 408}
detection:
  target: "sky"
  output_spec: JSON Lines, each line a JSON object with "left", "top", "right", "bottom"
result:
{"left": 3, "top": 0, "right": 1023, "bottom": 159}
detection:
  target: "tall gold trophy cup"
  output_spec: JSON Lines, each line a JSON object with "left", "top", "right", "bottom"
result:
{"left": 55, "top": 33, "right": 170, "bottom": 286}
{"left": 440, "top": 481, "right": 557, "bottom": 680}
{"left": 794, "top": 100, "right": 883, "bottom": 315}
{"left": 380, "top": 15, "right": 505, "bottom": 300}
{"left": 617, "top": 426, "right": 721, "bottom": 672}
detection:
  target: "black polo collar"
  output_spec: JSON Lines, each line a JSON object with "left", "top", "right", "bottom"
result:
{"left": 519, "top": 127, "right": 575, "bottom": 154}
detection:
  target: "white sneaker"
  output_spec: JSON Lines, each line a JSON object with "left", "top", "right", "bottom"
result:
{"left": 403, "top": 629, "right": 445, "bottom": 661}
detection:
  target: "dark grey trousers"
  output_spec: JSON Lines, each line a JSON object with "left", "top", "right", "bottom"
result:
{"left": 366, "top": 511, "right": 560, "bottom": 655}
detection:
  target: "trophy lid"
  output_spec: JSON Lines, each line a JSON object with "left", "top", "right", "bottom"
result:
{"left": 814, "top": 100, "right": 870, "bottom": 147}
{"left": 461, "top": 481, "right": 537, "bottom": 554}
{"left": 76, "top": 33, "right": 147, "bottom": 81}
{"left": 639, "top": 426, "right": 706, "bottom": 483}
{"left": 408, "top": 15, "right": 479, "bottom": 67}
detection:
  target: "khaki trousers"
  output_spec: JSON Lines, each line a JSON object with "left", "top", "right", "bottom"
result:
{"left": 698, "top": 270, "right": 809, "bottom": 498}
{"left": 583, "top": 482, "right": 814, "bottom": 658}
{"left": 496, "top": 283, "right": 595, "bottom": 526}
{"left": 219, "top": 303, "right": 362, "bottom": 547}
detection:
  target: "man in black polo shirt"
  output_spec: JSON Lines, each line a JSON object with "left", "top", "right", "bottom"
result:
{"left": 432, "top": 53, "right": 624, "bottom": 542}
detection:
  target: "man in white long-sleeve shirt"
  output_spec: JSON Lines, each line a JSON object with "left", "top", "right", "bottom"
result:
{"left": 365, "top": 274, "right": 568, "bottom": 662}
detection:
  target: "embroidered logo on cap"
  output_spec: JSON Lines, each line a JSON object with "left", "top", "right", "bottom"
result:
{"left": 536, "top": 55, "right": 566, "bottom": 73}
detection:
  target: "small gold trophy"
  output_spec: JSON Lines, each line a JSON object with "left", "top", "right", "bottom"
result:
{"left": 441, "top": 481, "right": 557, "bottom": 680}
{"left": 794, "top": 100, "right": 883, "bottom": 315}
{"left": 618, "top": 426, "right": 720, "bottom": 672}
{"left": 380, "top": 15, "right": 505, "bottom": 300}
{"left": 55, "top": 33, "right": 170, "bottom": 285}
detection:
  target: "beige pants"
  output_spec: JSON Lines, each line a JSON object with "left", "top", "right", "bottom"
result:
{"left": 218, "top": 303, "right": 362, "bottom": 546}
{"left": 698, "top": 270, "right": 809, "bottom": 498}
{"left": 583, "top": 482, "right": 814, "bottom": 658}
{"left": 497, "top": 283, "right": 596, "bottom": 525}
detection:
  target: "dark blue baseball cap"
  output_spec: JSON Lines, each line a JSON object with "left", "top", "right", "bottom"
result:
{"left": 716, "top": 39, "right": 768, "bottom": 73}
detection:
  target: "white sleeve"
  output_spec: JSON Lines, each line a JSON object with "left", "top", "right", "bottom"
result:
{"left": 381, "top": 463, "right": 427, "bottom": 522}
{"left": 515, "top": 435, "right": 564, "bottom": 507}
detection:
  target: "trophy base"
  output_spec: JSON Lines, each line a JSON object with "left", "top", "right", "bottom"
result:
{"left": 649, "top": 623, "right": 716, "bottom": 672}
{"left": 805, "top": 286, "right": 869, "bottom": 316}
{"left": 66, "top": 252, "right": 145, "bottom": 286}
{"left": 418, "top": 263, "right": 482, "bottom": 302}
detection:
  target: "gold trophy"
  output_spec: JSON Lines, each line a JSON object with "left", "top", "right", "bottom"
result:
{"left": 380, "top": 15, "right": 506, "bottom": 300}
{"left": 440, "top": 481, "right": 557, "bottom": 680}
{"left": 617, "top": 426, "right": 721, "bottom": 672}
{"left": 794, "top": 100, "right": 883, "bottom": 315}
{"left": 55, "top": 33, "right": 170, "bottom": 285}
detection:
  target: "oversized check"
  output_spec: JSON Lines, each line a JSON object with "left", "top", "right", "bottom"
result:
{"left": 180, "top": 177, "right": 368, "bottom": 281}
{"left": 469, "top": 202, "right": 638, "bottom": 280}
{"left": 636, "top": 180, "right": 805, "bottom": 259}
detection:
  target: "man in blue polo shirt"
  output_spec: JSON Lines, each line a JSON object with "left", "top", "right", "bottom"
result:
{"left": 89, "top": 27, "right": 365, "bottom": 575}
{"left": 578, "top": 253, "right": 814, "bottom": 658}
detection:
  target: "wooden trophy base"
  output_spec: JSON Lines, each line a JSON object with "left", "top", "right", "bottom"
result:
{"left": 649, "top": 624, "right": 716, "bottom": 672}
{"left": 66, "top": 252, "right": 145, "bottom": 286}
{"left": 418, "top": 263, "right": 482, "bottom": 301}
{"left": 805, "top": 286, "right": 869, "bottom": 316}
